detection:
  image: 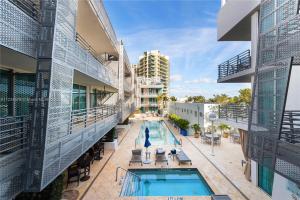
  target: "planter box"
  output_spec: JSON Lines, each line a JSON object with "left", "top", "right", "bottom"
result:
{"left": 104, "top": 139, "right": 118, "bottom": 150}
{"left": 180, "top": 128, "right": 188, "bottom": 136}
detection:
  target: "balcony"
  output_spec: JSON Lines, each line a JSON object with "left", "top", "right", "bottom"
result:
{"left": 124, "top": 81, "right": 132, "bottom": 93}
{"left": 218, "top": 104, "right": 249, "bottom": 130}
{"left": 218, "top": 50, "right": 253, "bottom": 83}
{"left": 0, "top": 116, "right": 29, "bottom": 155}
{"left": 70, "top": 105, "right": 118, "bottom": 134}
{"left": 0, "top": 116, "right": 30, "bottom": 200}
{"left": 1, "top": 0, "right": 39, "bottom": 58}
{"left": 74, "top": 33, "right": 118, "bottom": 89}
{"left": 280, "top": 110, "right": 300, "bottom": 144}
{"left": 140, "top": 93, "right": 159, "bottom": 98}
{"left": 8, "top": 0, "right": 40, "bottom": 20}
{"left": 77, "top": 0, "right": 119, "bottom": 57}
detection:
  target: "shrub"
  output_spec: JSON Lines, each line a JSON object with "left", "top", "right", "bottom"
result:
{"left": 176, "top": 119, "right": 190, "bottom": 130}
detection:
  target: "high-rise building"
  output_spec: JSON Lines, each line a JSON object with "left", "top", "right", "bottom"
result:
{"left": 136, "top": 50, "right": 170, "bottom": 95}
{"left": 0, "top": 0, "right": 136, "bottom": 199}
{"left": 217, "top": 0, "right": 300, "bottom": 199}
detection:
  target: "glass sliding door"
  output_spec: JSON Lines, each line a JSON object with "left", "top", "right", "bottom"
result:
{"left": 258, "top": 164, "right": 274, "bottom": 195}
{"left": 72, "top": 84, "right": 86, "bottom": 110}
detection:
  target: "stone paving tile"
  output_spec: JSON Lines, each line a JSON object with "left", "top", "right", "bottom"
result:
{"left": 81, "top": 118, "right": 270, "bottom": 200}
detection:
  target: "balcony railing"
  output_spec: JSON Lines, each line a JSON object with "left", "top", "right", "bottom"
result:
{"left": 218, "top": 50, "right": 251, "bottom": 80}
{"left": 8, "top": 0, "right": 40, "bottom": 20}
{"left": 75, "top": 33, "right": 118, "bottom": 88}
{"left": 0, "top": 116, "right": 29, "bottom": 154}
{"left": 280, "top": 110, "right": 300, "bottom": 144}
{"left": 70, "top": 105, "right": 118, "bottom": 133}
{"left": 218, "top": 104, "right": 249, "bottom": 123}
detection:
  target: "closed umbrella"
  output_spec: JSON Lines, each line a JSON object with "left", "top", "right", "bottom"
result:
{"left": 144, "top": 127, "right": 151, "bottom": 164}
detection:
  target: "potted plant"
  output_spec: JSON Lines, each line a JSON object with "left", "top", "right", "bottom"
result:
{"left": 176, "top": 119, "right": 190, "bottom": 136}
{"left": 191, "top": 124, "right": 201, "bottom": 138}
{"left": 218, "top": 123, "right": 230, "bottom": 138}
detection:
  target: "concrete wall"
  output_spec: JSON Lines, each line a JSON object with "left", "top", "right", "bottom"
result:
{"left": 272, "top": 173, "right": 300, "bottom": 200}
{"left": 168, "top": 102, "right": 217, "bottom": 135}
{"left": 285, "top": 65, "right": 300, "bottom": 110}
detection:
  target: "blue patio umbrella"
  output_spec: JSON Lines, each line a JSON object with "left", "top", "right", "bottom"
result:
{"left": 144, "top": 127, "right": 151, "bottom": 148}
{"left": 144, "top": 127, "right": 151, "bottom": 164}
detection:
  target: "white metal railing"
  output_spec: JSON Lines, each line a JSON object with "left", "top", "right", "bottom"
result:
{"left": 70, "top": 105, "right": 118, "bottom": 133}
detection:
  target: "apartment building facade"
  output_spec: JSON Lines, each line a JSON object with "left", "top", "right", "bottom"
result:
{"left": 0, "top": 0, "right": 136, "bottom": 199}
{"left": 217, "top": 0, "right": 300, "bottom": 199}
{"left": 135, "top": 50, "right": 170, "bottom": 95}
{"left": 136, "top": 77, "right": 163, "bottom": 113}
{"left": 168, "top": 102, "right": 217, "bottom": 135}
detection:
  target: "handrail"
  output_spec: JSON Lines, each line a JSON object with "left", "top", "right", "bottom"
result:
{"left": 218, "top": 49, "right": 251, "bottom": 79}
{"left": 115, "top": 166, "right": 141, "bottom": 182}
{"left": 8, "top": 0, "right": 40, "bottom": 21}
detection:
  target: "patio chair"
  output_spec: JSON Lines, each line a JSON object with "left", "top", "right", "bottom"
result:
{"left": 155, "top": 149, "right": 168, "bottom": 165}
{"left": 176, "top": 150, "right": 192, "bottom": 165}
{"left": 129, "top": 149, "right": 143, "bottom": 166}
{"left": 67, "top": 163, "right": 81, "bottom": 187}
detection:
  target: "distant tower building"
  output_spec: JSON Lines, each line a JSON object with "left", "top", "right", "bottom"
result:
{"left": 136, "top": 50, "right": 170, "bottom": 95}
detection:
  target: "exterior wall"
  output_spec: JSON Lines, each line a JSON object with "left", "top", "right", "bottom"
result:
{"left": 272, "top": 173, "right": 300, "bottom": 200}
{"left": 137, "top": 77, "right": 163, "bottom": 113}
{"left": 168, "top": 102, "right": 217, "bottom": 134}
{"left": 251, "top": 160, "right": 258, "bottom": 186}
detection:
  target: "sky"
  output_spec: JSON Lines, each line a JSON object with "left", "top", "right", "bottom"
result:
{"left": 104, "top": 0, "right": 251, "bottom": 99}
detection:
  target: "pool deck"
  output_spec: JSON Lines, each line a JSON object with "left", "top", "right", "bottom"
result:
{"left": 78, "top": 117, "right": 271, "bottom": 200}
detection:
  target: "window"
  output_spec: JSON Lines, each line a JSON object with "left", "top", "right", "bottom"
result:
{"left": 72, "top": 84, "right": 86, "bottom": 110}
{"left": 199, "top": 112, "right": 203, "bottom": 117}
{"left": 195, "top": 111, "right": 197, "bottom": 117}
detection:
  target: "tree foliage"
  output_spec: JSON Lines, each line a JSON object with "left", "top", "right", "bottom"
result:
{"left": 170, "top": 96, "right": 177, "bottom": 101}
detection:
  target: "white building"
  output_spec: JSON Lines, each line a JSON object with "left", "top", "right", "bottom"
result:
{"left": 137, "top": 77, "right": 163, "bottom": 113}
{"left": 168, "top": 102, "right": 217, "bottom": 135}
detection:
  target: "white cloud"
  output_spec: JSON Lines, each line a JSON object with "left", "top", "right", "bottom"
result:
{"left": 121, "top": 26, "right": 251, "bottom": 98}
{"left": 170, "top": 74, "right": 182, "bottom": 81}
{"left": 184, "top": 77, "right": 216, "bottom": 84}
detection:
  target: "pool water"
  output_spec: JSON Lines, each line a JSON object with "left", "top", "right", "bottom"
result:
{"left": 121, "top": 168, "right": 213, "bottom": 196}
{"left": 137, "top": 121, "right": 180, "bottom": 146}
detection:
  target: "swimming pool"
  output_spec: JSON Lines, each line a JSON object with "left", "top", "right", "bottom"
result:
{"left": 120, "top": 168, "right": 213, "bottom": 196}
{"left": 136, "top": 121, "right": 180, "bottom": 146}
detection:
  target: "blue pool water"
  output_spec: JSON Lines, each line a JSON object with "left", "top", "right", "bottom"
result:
{"left": 137, "top": 121, "right": 180, "bottom": 145}
{"left": 121, "top": 168, "right": 213, "bottom": 196}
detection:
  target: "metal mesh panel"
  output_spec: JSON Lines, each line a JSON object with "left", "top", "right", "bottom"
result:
{"left": 249, "top": 0, "right": 300, "bottom": 185}
{"left": 0, "top": 149, "right": 27, "bottom": 200}
{"left": 0, "top": 0, "right": 39, "bottom": 58}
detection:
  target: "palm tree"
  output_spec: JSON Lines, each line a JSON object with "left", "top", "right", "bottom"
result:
{"left": 218, "top": 123, "right": 230, "bottom": 138}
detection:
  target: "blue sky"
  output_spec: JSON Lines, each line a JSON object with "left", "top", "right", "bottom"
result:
{"left": 104, "top": 0, "right": 251, "bottom": 98}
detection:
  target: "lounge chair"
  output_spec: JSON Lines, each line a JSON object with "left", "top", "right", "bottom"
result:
{"left": 129, "top": 149, "right": 143, "bottom": 166}
{"left": 176, "top": 150, "right": 192, "bottom": 165}
{"left": 155, "top": 149, "right": 168, "bottom": 165}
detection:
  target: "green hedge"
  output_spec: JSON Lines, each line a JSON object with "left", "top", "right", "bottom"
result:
{"left": 169, "top": 114, "right": 190, "bottom": 130}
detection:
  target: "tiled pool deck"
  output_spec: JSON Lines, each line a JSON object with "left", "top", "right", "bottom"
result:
{"left": 74, "top": 117, "right": 270, "bottom": 200}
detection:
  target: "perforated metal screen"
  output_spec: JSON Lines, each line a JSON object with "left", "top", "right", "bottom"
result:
{"left": 249, "top": 0, "right": 300, "bottom": 185}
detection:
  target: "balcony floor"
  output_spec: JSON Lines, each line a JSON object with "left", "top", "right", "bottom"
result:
{"left": 75, "top": 116, "right": 270, "bottom": 200}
